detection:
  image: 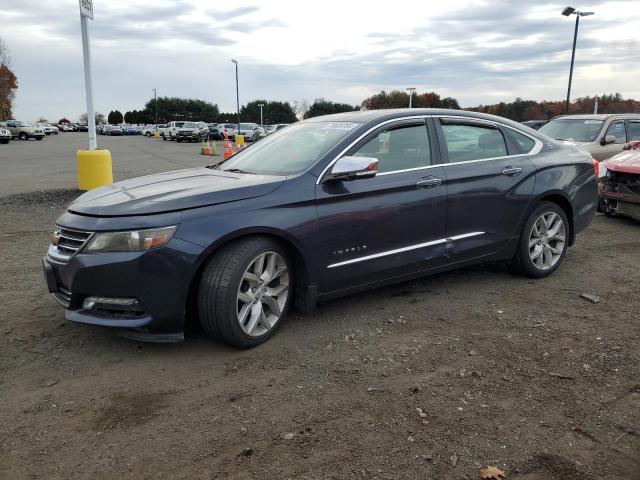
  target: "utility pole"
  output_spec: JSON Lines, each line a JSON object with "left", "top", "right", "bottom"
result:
{"left": 562, "top": 7, "right": 594, "bottom": 114}
{"left": 406, "top": 87, "right": 416, "bottom": 108}
{"left": 231, "top": 59, "right": 240, "bottom": 131}
{"left": 80, "top": 2, "right": 96, "bottom": 149}
{"left": 258, "top": 103, "right": 265, "bottom": 125}
{"left": 152, "top": 88, "right": 158, "bottom": 130}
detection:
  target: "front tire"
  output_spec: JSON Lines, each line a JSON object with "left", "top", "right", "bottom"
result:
{"left": 19, "top": 132, "right": 28, "bottom": 140}
{"left": 514, "top": 202, "right": 569, "bottom": 278}
{"left": 198, "top": 237, "right": 293, "bottom": 348}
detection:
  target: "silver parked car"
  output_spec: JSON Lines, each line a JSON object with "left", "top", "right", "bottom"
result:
{"left": 538, "top": 114, "right": 640, "bottom": 161}
{"left": 0, "top": 127, "right": 11, "bottom": 144}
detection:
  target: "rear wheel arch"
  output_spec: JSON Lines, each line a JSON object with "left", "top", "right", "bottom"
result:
{"left": 537, "top": 193, "right": 574, "bottom": 245}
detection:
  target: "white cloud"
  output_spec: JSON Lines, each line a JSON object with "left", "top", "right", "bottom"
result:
{"left": 2, "top": 0, "right": 639, "bottom": 121}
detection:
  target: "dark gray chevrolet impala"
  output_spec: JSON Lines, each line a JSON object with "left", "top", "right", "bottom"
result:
{"left": 42, "top": 109, "right": 598, "bottom": 347}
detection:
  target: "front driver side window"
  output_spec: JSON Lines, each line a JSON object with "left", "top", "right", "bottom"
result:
{"left": 352, "top": 124, "right": 430, "bottom": 174}
{"left": 605, "top": 121, "right": 627, "bottom": 144}
{"left": 441, "top": 122, "right": 507, "bottom": 162}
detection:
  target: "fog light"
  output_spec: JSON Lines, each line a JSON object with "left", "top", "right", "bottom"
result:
{"left": 83, "top": 296, "right": 141, "bottom": 311}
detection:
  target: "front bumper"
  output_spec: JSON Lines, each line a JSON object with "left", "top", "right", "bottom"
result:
{"left": 42, "top": 225, "right": 204, "bottom": 341}
{"left": 177, "top": 132, "right": 200, "bottom": 140}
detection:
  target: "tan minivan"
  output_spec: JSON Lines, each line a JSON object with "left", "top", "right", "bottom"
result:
{"left": 537, "top": 114, "right": 640, "bottom": 161}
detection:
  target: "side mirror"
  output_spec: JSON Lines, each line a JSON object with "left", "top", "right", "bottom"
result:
{"left": 601, "top": 135, "right": 616, "bottom": 146}
{"left": 324, "top": 156, "right": 378, "bottom": 182}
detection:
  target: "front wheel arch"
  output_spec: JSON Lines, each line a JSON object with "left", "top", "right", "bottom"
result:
{"left": 184, "top": 232, "right": 313, "bottom": 333}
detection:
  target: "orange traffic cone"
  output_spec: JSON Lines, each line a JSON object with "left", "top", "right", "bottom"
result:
{"left": 223, "top": 139, "right": 232, "bottom": 160}
{"left": 203, "top": 141, "right": 211, "bottom": 156}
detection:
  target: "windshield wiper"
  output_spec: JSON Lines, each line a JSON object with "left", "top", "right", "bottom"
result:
{"left": 222, "top": 168, "right": 254, "bottom": 174}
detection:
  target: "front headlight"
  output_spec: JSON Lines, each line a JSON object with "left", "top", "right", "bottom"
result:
{"left": 84, "top": 226, "right": 177, "bottom": 253}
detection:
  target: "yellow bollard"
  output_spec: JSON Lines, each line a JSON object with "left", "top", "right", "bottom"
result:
{"left": 236, "top": 134, "right": 244, "bottom": 146}
{"left": 76, "top": 149, "right": 113, "bottom": 191}
{"left": 154, "top": 131, "right": 160, "bottom": 138}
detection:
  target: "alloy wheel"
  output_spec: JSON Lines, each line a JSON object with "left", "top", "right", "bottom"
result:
{"left": 236, "top": 251, "right": 289, "bottom": 337}
{"left": 528, "top": 211, "right": 566, "bottom": 270}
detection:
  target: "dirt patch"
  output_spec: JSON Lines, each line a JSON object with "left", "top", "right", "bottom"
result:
{"left": 93, "top": 391, "right": 173, "bottom": 430}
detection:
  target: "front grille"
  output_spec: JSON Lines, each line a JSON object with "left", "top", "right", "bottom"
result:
{"left": 55, "top": 226, "right": 93, "bottom": 256}
{"left": 53, "top": 286, "right": 72, "bottom": 308}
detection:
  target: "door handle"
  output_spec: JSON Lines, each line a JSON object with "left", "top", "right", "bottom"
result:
{"left": 416, "top": 177, "right": 443, "bottom": 188}
{"left": 501, "top": 166, "right": 522, "bottom": 176}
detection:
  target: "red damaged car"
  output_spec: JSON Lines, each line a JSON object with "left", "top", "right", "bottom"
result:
{"left": 598, "top": 140, "right": 640, "bottom": 221}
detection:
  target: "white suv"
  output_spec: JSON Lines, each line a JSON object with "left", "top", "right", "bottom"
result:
{"left": 5, "top": 120, "right": 45, "bottom": 140}
{"left": 161, "top": 121, "right": 186, "bottom": 141}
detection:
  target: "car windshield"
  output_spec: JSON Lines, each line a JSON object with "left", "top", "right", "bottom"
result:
{"left": 538, "top": 119, "right": 604, "bottom": 142}
{"left": 218, "top": 121, "right": 360, "bottom": 175}
{"left": 18, "top": 122, "right": 33, "bottom": 127}
{"left": 239, "top": 123, "right": 255, "bottom": 129}
{"left": 182, "top": 122, "right": 197, "bottom": 128}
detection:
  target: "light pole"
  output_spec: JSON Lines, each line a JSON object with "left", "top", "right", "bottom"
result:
{"left": 258, "top": 103, "right": 265, "bottom": 126}
{"left": 231, "top": 59, "right": 240, "bottom": 131}
{"left": 152, "top": 87, "right": 158, "bottom": 130}
{"left": 406, "top": 87, "right": 416, "bottom": 108}
{"left": 562, "top": 7, "right": 594, "bottom": 114}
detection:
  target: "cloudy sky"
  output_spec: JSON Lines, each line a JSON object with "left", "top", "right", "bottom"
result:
{"left": 3, "top": 0, "right": 640, "bottom": 121}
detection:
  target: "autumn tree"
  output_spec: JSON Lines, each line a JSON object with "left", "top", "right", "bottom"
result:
{"left": 361, "top": 90, "right": 460, "bottom": 110}
{"left": 0, "top": 38, "right": 18, "bottom": 121}
{"left": 467, "top": 93, "right": 640, "bottom": 121}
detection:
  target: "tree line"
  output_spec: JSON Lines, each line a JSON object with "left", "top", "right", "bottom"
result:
{"left": 96, "top": 91, "right": 640, "bottom": 126}
{"left": 467, "top": 93, "right": 640, "bottom": 121}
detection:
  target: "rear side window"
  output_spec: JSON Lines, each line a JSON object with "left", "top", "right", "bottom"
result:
{"left": 506, "top": 128, "right": 536, "bottom": 154}
{"left": 627, "top": 121, "right": 640, "bottom": 141}
{"left": 441, "top": 122, "right": 507, "bottom": 162}
{"left": 352, "top": 124, "right": 431, "bottom": 173}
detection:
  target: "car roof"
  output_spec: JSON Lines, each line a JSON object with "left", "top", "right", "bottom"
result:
{"left": 550, "top": 113, "right": 640, "bottom": 121}
{"left": 302, "top": 108, "right": 530, "bottom": 131}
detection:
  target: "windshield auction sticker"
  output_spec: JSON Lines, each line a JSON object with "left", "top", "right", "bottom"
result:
{"left": 322, "top": 122, "right": 358, "bottom": 130}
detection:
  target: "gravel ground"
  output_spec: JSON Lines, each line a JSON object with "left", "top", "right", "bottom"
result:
{"left": 0, "top": 137, "right": 639, "bottom": 479}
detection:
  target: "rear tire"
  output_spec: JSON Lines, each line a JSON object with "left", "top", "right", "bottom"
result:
{"left": 198, "top": 237, "right": 293, "bottom": 348}
{"left": 513, "top": 202, "right": 569, "bottom": 278}
{"left": 19, "top": 132, "right": 28, "bottom": 140}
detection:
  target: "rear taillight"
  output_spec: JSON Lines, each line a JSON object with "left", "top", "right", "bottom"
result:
{"left": 592, "top": 158, "right": 599, "bottom": 177}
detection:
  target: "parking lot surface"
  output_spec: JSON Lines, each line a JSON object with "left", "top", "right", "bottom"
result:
{"left": 0, "top": 133, "right": 221, "bottom": 196}
{"left": 1, "top": 135, "right": 639, "bottom": 479}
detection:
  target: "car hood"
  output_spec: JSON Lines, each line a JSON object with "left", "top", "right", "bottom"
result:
{"left": 602, "top": 148, "right": 640, "bottom": 175}
{"left": 68, "top": 167, "right": 286, "bottom": 217}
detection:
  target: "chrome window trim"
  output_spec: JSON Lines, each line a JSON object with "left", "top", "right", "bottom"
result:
{"left": 316, "top": 114, "right": 543, "bottom": 184}
{"left": 327, "top": 231, "right": 485, "bottom": 269}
